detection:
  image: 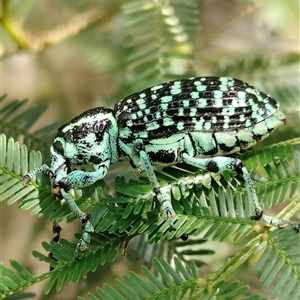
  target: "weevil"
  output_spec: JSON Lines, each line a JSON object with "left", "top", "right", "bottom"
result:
{"left": 23, "top": 77, "right": 299, "bottom": 259}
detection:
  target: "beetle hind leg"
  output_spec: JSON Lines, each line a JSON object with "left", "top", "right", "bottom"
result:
{"left": 181, "top": 153, "right": 300, "bottom": 231}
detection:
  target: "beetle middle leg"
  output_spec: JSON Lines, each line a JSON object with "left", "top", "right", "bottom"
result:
{"left": 133, "top": 139, "right": 176, "bottom": 231}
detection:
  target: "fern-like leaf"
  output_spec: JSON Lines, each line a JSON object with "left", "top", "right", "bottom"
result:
{"left": 121, "top": 0, "right": 198, "bottom": 93}
{"left": 0, "top": 259, "right": 52, "bottom": 298}
{"left": 0, "top": 134, "right": 42, "bottom": 207}
{"left": 1, "top": 135, "right": 299, "bottom": 296}
{"left": 211, "top": 52, "right": 300, "bottom": 89}
{"left": 79, "top": 257, "right": 198, "bottom": 300}
{"left": 255, "top": 228, "right": 300, "bottom": 300}
{"left": 78, "top": 257, "right": 265, "bottom": 300}
{"left": 0, "top": 96, "right": 56, "bottom": 156}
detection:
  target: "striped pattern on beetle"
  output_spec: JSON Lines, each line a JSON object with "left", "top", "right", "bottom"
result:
{"left": 23, "top": 77, "right": 299, "bottom": 260}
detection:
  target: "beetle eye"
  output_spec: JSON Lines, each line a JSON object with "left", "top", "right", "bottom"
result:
{"left": 53, "top": 140, "right": 64, "bottom": 155}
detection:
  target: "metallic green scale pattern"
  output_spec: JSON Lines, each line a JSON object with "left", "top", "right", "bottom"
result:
{"left": 115, "top": 77, "right": 285, "bottom": 166}
{"left": 116, "top": 77, "right": 278, "bottom": 138}
{"left": 23, "top": 77, "right": 298, "bottom": 260}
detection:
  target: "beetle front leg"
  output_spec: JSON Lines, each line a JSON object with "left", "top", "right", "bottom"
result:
{"left": 134, "top": 140, "right": 176, "bottom": 231}
{"left": 59, "top": 188, "right": 94, "bottom": 260}
{"left": 61, "top": 164, "right": 109, "bottom": 189}
{"left": 59, "top": 164, "right": 109, "bottom": 259}
{"left": 22, "top": 164, "right": 53, "bottom": 184}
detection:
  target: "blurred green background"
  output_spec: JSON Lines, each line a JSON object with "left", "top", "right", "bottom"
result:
{"left": 1, "top": 0, "right": 299, "bottom": 299}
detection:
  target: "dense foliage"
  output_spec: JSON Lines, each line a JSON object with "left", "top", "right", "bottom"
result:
{"left": 1, "top": 1, "right": 299, "bottom": 299}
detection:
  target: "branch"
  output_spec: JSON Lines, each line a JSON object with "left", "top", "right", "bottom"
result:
{"left": 1, "top": 9, "right": 116, "bottom": 58}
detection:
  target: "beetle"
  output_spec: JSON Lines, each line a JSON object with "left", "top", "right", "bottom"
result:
{"left": 23, "top": 77, "right": 299, "bottom": 259}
